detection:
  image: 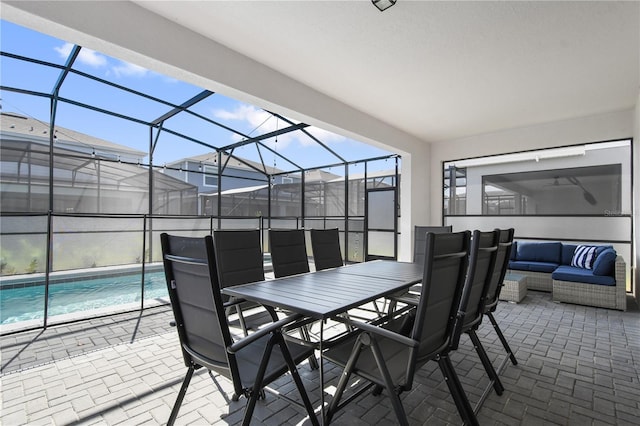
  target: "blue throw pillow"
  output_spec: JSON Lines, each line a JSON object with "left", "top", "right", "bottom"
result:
{"left": 571, "top": 245, "right": 598, "bottom": 269}
{"left": 593, "top": 248, "right": 617, "bottom": 276}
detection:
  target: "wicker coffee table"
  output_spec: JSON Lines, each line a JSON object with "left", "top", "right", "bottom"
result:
{"left": 499, "top": 273, "right": 527, "bottom": 303}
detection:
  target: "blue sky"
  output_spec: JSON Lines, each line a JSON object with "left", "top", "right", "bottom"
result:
{"left": 0, "top": 20, "right": 394, "bottom": 173}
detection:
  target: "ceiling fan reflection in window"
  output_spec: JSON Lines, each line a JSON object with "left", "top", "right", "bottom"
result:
{"left": 545, "top": 176, "right": 597, "bottom": 205}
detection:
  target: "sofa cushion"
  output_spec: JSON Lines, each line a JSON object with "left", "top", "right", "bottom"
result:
{"left": 593, "top": 248, "right": 617, "bottom": 276}
{"left": 561, "top": 244, "right": 577, "bottom": 265}
{"left": 527, "top": 262, "right": 559, "bottom": 273}
{"left": 596, "top": 245, "right": 613, "bottom": 256}
{"left": 516, "top": 242, "right": 561, "bottom": 263}
{"left": 571, "top": 245, "right": 598, "bottom": 269}
{"left": 552, "top": 265, "right": 615, "bottom": 286}
{"left": 510, "top": 241, "right": 517, "bottom": 260}
{"left": 508, "top": 260, "right": 530, "bottom": 271}
{"left": 508, "top": 260, "right": 558, "bottom": 273}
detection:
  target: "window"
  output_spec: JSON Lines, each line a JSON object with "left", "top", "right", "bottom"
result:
{"left": 483, "top": 164, "right": 621, "bottom": 215}
{"left": 203, "top": 165, "right": 218, "bottom": 187}
{"left": 444, "top": 141, "right": 630, "bottom": 217}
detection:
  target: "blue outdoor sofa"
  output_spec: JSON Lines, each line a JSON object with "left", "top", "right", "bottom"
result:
{"left": 508, "top": 241, "right": 626, "bottom": 311}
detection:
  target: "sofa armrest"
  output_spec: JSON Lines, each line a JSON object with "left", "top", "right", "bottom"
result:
{"left": 614, "top": 256, "right": 627, "bottom": 311}
{"left": 615, "top": 256, "right": 626, "bottom": 286}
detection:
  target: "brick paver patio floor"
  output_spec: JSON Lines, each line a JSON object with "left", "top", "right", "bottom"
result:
{"left": 2, "top": 291, "right": 639, "bottom": 425}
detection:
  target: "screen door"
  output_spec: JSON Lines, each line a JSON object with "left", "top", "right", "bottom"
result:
{"left": 365, "top": 187, "right": 397, "bottom": 260}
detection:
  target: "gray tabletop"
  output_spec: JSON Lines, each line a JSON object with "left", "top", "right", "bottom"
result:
{"left": 223, "top": 260, "right": 423, "bottom": 319}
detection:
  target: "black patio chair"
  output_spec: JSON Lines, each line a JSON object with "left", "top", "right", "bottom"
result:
{"left": 213, "top": 229, "right": 268, "bottom": 335}
{"left": 160, "top": 233, "right": 318, "bottom": 426}
{"left": 310, "top": 227, "right": 386, "bottom": 318}
{"left": 214, "top": 229, "right": 319, "bottom": 368}
{"left": 310, "top": 228, "right": 343, "bottom": 271}
{"left": 482, "top": 228, "right": 518, "bottom": 367}
{"left": 323, "top": 230, "right": 482, "bottom": 426}
{"left": 386, "top": 225, "right": 453, "bottom": 313}
{"left": 454, "top": 230, "right": 505, "bottom": 403}
{"left": 269, "top": 229, "right": 310, "bottom": 278}
{"left": 413, "top": 225, "right": 453, "bottom": 265}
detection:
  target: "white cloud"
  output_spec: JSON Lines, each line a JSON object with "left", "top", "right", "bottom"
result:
{"left": 304, "top": 126, "right": 347, "bottom": 146}
{"left": 54, "top": 43, "right": 107, "bottom": 68}
{"left": 110, "top": 61, "right": 148, "bottom": 78}
{"left": 212, "top": 103, "right": 346, "bottom": 150}
{"left": 213, "top": 104, "right": 269, "bottom": 126}
{"left": 54, "top": 44, "right": 149, "bottom": 79}
{"left": 162, "top": 76, "right": 179, "bottom": 84}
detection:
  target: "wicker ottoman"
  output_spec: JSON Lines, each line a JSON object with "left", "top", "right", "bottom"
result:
{"left": 499, "top": 273, "right": 527, "bottom": 303}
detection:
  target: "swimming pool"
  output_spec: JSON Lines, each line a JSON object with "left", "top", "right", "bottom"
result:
{"left": 0, "top": 271, "right": 169, "bottom": 325}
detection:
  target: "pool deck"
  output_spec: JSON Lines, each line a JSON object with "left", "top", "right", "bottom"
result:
{"left": 1, "top": 292, "right": 639, "bottom": 425}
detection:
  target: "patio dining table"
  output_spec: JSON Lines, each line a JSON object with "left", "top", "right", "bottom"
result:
{"left": 222, "top": 259, "right": 424, "bottom": 424}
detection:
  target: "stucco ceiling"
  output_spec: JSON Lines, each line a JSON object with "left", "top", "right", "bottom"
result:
{"left": 131, "top": 1, "right": 639, "bottom": 143}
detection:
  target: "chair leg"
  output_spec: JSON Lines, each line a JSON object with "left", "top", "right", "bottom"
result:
{"left": 236, "top": 305, "right": 249, "bottom": 337}
{"left": 300, "top": 325, "right": 319, "bottom": 370}
{"left": 326, "top": 337, "right": 365, "bottom": 424}
{"left": 487, "top": 312, "right": 517, "bottom": 365}
{"left": 168, "top": 366, "right": 195, "bottom": 426}
{"left": 371, "top": 299, "right": 383, "bottom": 317}
{"left": 468, "top": 330, "right": 504, "bottom": 395}
{"left": 328, "top": 334, "right": 408, "bottom": 425}
{"left": 243, "top": 333, "right": 319, "bottom": 426}
{"left": 387, "top": 299, "right": 398, "bottom": 315}
{"left": 371, "top": 384, "right": 384, "bottom": 396}
{"left": 438, "top": 354, "right": 479, "bottom": 426}
{"left": 242, "top": 336, "right": 277, "bottom": 426}
{"left": 277, "top": 335, "right": 320, "bottom": 426}
{"left": 369, "top": 336, "right": 408, "bottom": 425}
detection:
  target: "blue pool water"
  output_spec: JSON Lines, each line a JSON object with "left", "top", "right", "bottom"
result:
{"left": 0, "top": 271, "right": 168, "bottom": 324}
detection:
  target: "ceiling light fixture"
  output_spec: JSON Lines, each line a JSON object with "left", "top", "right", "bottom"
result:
{"left": 372, "top": 0, "right": 396, "bottom": 12}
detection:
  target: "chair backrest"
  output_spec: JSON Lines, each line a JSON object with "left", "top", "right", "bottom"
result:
{"left": 458, "top": 230, "right": 499, "bottom": 334}
{"left": 269, "top": 229, "right": 310, "bottom": 278}
{"left": 160, "top": 233, "right": 241, "bottom": 388}
{"left": 413, "top": 225, "right": 453, "bottom": 265}
{"left": 310, "top": 228, "right": 343, "bottom": 271}
{"left": 483, "top": 228, "right": 515, "bottom": 310}
{"left": 410, "top": 230, "right": 471, "bottom": 365}
{"left": 213, "top": 229, "right": 265, "bottom": 288}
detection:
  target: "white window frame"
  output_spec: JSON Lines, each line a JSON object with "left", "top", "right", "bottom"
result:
{"left": 203, "top": 165, "right": 218, "bottom": 188}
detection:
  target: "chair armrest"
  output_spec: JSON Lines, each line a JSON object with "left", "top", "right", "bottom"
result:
{"left": 223, "top": 298, "right": 247, "bottom": 309}
{"left": 225, "top": 298, "right": 280, "bottom": 321}
{"left": 389, "top": 293, "right": 419, "bottom": 306}
{"left": 282, "top": 315, "right": 317, "bottom": 333}
{"left": 330, "top": 315, "right": 419, "bottom": 348}
{"left": 227, "top": 313, "right": 306, "bottom": 354}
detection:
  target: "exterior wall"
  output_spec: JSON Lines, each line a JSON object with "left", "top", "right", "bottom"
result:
{"left": 163, "top": 161, "right": 272, "bottom": 194}
{"left": 399, "top": 145, "right": 430, "bottom": 262}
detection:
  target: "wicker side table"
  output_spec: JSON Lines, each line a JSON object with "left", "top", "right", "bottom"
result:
{"left": 499, "top": 273, "right": 527, "bottom": 303}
